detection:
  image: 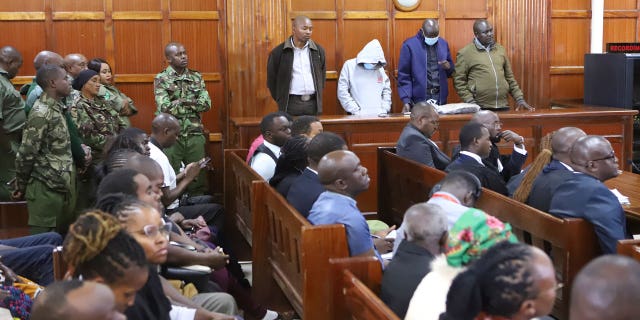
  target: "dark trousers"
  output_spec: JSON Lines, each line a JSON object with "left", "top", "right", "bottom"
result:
{"left": 287, "top": 95, "right": 318, "bottom": 116}
{"left": 167, "top": 195, "right": 224, "bottom": 234}
{"left": 0, "top": 232, "right": 63, "bottom": 285}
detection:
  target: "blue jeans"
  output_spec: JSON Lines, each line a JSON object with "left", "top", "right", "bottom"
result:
{"left": 0, "top": 232, "right": 62, "bottom": 285}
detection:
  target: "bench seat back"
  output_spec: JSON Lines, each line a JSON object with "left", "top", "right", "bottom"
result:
{"left": 224, "top": 149, "right": 263, "bottom": 245}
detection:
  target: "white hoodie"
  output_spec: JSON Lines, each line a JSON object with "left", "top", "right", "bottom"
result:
{"left": 337, "top": 39, "right": 392, "bottom": 115}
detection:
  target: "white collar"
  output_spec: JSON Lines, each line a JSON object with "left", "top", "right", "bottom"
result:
{"left": 460, "top": 151, "right": 484, "bottom": 165}
{"left": 263, "top": 140, "right": 281, "bottom": 158}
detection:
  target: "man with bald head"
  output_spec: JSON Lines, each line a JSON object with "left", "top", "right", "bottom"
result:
{"left": 453, "top": 19, "right": 532, "bottom": 111}
{"left": 25, "top": 51, "right": 65, "bottom": 112}
{"left": 308, "top": 150, "right": 377, "bottom": 257}
{"left": 155, "top": 42, "right": 211, "bottom": 196}
{"left": 267, "top": 15, "right": 326, "bottom": 115}
{"left": 32, "top": 280, "right": 125, "bottom": 320}
{"left": 63, "top": 53, "right": 87, "bottom": 80}
{"left": 398, "top": 18, "right": 454, "bottom": 112}
{"left": 396, "top": 101, "right": 450, "bottom": 170}
{"left": 526, "top": 127, "right": 586, "bottom": 212}
{"left": 570, "top": 255, "right": 640, "bottom": 320}
{"left": 468, "top": 110, "right": 527, "bottom": 182}
{"left": 548, "top": 135, "right": 626, "bottom": 253}
{"left": 380, "top": 203, "right": 447, "bottom": 317}
{"left": 0, "top": 46, "right": 25, "bottom": 200}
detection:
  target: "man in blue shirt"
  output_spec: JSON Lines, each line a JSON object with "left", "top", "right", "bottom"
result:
{"left": 308, "top": 150, "right": 376, "bottom": 257}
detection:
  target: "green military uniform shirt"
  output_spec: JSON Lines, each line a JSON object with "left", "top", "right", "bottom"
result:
{"left": 0, "top": 67, "right": 26, "bottom": 200}
{"left": 15, "top": 93, "right": 73, "bottom": 193}
{"left": 154, "top": 65, "right": 211, "bottom": 137}
{"left": 70, "top": 95, "right": 127, "bottom": 165}
{"left": 99, "top": 84, "right": 137, "bottom": 127}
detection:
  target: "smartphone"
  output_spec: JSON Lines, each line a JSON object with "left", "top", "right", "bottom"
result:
{"left": 198, "top": 157, "right": 211, "bottom": 168}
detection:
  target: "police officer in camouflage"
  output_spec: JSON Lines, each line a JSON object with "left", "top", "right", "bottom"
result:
{"left": 70, "top": 69, "right": 127, "bottom": 212}
{"left": 13, "top": 65, "right": 77, "bottom": 234}
{"left": 154, "top": 42, "right": 211, "bottom": 195}
{"left": 0, "top": 46, "right": 26, "bottom": 201}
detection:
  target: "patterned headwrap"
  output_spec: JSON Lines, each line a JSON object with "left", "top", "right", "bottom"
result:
{"left": 445, "top": 208, "right": 517, "bottom": 267}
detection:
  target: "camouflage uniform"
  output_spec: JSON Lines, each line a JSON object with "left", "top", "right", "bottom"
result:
{"left": 70, "top": 94, "right": 126, "bottom": 211}
{"left": 15, "top": 93, "right": 76, "bottom": 234}
{"left": 154, "top": 65, "right": 211, "bottom": 195}
{"left": 70, "top": 94, "right": 127, "bottom": 165}
{"left": 99, "top": 84, "right": 137, "bottom": 127}
{"left": 0, "top": 67, "right": 26, "bottom": 200}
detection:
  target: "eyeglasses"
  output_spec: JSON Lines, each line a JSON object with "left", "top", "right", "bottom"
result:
{"left": 590, "top": 152, "right": 616, "bottom": 162}
{"left": 135, "top": 222, "right": 172, "bottom": 239}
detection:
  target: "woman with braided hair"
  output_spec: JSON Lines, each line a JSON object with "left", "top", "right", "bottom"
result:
{"left": 63, "top": 210, "right": 150, "bottom": 312}
{"left": 440, "top": 241, "right": 557, "bottom": 320}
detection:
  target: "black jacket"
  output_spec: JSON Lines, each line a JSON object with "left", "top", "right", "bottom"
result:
{"left": 267, "top": 36, "right": 326, "bottom": 113}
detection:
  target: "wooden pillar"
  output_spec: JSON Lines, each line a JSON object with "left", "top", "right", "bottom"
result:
{"left": 495, "top": 0, "right": 550, "bottom": 108}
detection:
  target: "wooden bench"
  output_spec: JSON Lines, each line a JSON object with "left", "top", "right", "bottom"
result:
{"left": 377, "top": 148, "right": 600, "bottom": 320}
{"left": 223, "top": 149, "right": 264, "bottom": 246}
{"left": 617, "top": 239, "right": 640, "bottom": 261}
{"left": 0, "top": 201, "right": 29, "bottom": 238}
{"left": 329, "top": 256, "right": 399, "bottom": 320}
{"left": 251, "top": 181, "right": 350, "bottom": 320}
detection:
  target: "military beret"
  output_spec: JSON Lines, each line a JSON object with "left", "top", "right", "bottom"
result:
{"left": 72, "top": 69, "right": 99, "bottom": 91}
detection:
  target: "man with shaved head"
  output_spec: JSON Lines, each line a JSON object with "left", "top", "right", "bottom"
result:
{"left": 63, "top": 53, "right": 87, "bottom": 79}
{"left": 32, "top": 280, "right": 125, "bottom": 320}
{"left": 526, "top": 127, "right": 586, "bottom": 212}
{"left": 396, "top": 101, "right": 450, "bottom": 170}
{"left": 380, "top": 203, "right": 447, "bottom": 317}
{"left": 25, "top": 51, "right": 64, "bottom": 112}
{"left": 267, "top": 15, "right": 326, "bottom": 115}
{"left": 0, "top": 46, "right": 25, "bottom": 200}
{"left": 548, "top": 135, "right": 626, "bottom": 253}
{"left": 570, "top": 255, "right": 640, "bottom": 320}
{"left": 398, "top": 18, "right": 454, "bottom": 112}
{"left": 308, "top": 150, "right": 378, "bottom": 257}
{"left": 155, "top": 42, "right": 211, "bottom": 196}
{"left": 453, "top": 19, "right": 532, "bottom": 111}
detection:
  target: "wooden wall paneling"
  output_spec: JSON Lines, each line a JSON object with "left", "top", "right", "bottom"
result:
{"left": 52, "top": 21, "right": 106, "bottom": 58}
{"left": 170, "top": 20, "right": 221, "bottom": 73}
{"left": 290, "top": 0, "right": 335, "bottom": 11}
{"left": 1, "top": 22, "right": 46, "bottom": 79}
{"left": 494, "top": 0, "right": 550, "bottom": 109}
{"left": 113, "top": 21, "right": 164, "bottom": 74}
{"left": 604, "top": 0, "right": 637, "bottom": 10}
{"left": 603, "top": 17, "right": 638, "bottom": 46}
{"left": 169, "top": 0, "right": 217, "bottom": 11}
{"left": 445, "top": 0, "right": 489, "bottom": 18}
{"left": 121, "top": 83, "right": 156, "bottom": 129}
{"left": 344, "top": 0, "right": 387, "bottom": 11}
{"left": 550, "top": 74, "right": 584, "bottom": 100}
{"left": 0, "top": 1, "right": 43, "bottom": 11}
{"left": 552, "top": 0, "right": 590, "bottom": 10}
{"left": 113, "top": 0, "right": 161, "bottom": 11}
{"left": 52, "top": 0, "right": 104, "bottom": 11}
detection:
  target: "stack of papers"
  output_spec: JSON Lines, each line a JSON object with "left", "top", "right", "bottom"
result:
{"left": 610, "top": 188, "right": 630, "bottom": 205}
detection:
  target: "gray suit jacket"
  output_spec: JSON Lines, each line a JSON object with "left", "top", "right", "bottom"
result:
{"left": 396, "top": 124, "right": 450, "bottom": 170}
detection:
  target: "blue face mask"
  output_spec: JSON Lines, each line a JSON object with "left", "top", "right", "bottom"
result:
{"left": 424, "top": 36, "right": 439, "bottom": 46}
{"left": 362, "top": 63, "right": 377, "bottom": 70}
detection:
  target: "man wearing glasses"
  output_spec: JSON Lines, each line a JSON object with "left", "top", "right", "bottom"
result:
{"left": 468, "top": 110, "right": 527, "bottom": 182}
{"left": 548, "top": 135, "right": 626, "bottom": 254}
{"left": 396, "top": 102, "right": 450, "bottom": 170}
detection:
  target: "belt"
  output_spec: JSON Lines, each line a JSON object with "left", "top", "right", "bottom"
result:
{"left": 290, "top": 94, "right": 316, "bottom": 102}
{"left": 426, "top": 87, "right": 440, "bottom": 95}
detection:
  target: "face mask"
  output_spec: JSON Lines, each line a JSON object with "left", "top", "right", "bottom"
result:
{"left": 362, "top": 63, "right": 377, "bottom": 70}
{"left": 424, "top": 36, "right": 439, "bottom": 46}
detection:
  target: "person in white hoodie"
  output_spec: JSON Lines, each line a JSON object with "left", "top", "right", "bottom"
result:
{"left": 337, "top": 39, "right": 391, "bottom": 115}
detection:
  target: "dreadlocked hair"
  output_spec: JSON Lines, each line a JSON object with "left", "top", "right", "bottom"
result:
{"left": 62, "top": 210, "right": 147, "bottom": 284}
{"left": 95, "top": 192, "right": 154, "bottom": 224}
{"left": 440, "top": 241, "right": 537, "bottom": 320}
{"left": 512, "top": 132, "right": 554, "bottom": 203}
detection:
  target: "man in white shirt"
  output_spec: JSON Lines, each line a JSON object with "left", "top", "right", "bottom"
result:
{"left": 148, "top": 113, "right": 223, "bottom": 230}
{"left": 250, "top": 112, "right": 291, "bottom": 180}
{"left": 267, "top": 15, "right": 326, "bottom": 115}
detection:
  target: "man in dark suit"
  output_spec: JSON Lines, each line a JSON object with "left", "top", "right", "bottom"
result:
{"left": 526, "top": 127, "right": 586, "bottom": 212}
{"left": 286, "top": 132, "right": 346, "bottom": 217}
{"left": 548, "top": 135, "right": 626, "bottom": 254}
{"left": 396, "top": 102, "right": 450, "bottom": 170}
{"left": 446, "top": 122, "right": 508, "bottom": 195}
{"left": 469, "top": 110, "right": 527, "bottom": 182}
{"left": 380, "top": 203, "right": 447, "bottom": 318}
